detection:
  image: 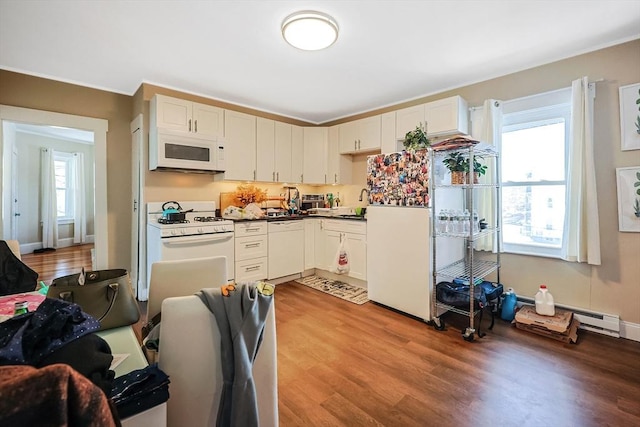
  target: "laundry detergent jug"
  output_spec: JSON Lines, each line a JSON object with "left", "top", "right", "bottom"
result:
{"left": 501, "top": 288, "right": 517, "bottom": 321}
{"left": 535, "top": 284, "right": 555, "bottom": 316}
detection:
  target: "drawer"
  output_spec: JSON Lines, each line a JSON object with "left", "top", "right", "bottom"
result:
{"left": 235, "top": 221, "right": 267, "bottom": 237}
{"left": 235, "top": 235, "right": 268, "bottom": 261}
{"left": 235, "top": 257, "right": 267, "bottom": 282}
{"left": 322, "top": 219, "right": 366, "bottom": 235}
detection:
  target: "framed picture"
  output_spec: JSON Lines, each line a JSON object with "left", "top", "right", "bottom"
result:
{"left": 619, "top": 83, "right": 640, "bottom": 151}
{"left": 616, "top": 167, "right": 640, "bottom": 232}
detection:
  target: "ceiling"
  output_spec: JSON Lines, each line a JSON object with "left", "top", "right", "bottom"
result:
{"left": 1, "top": 1, "right": 639, "bottom": 124}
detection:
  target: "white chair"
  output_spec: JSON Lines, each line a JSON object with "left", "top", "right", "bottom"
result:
{"left": 147, "top": 256, "right": 227, "bottom": 322}
{"left": 159, "top": 295, "right": 278, "bottom": 427}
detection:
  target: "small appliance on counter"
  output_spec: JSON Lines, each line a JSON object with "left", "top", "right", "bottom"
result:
{"left": 301, "top": 194, "right": 325, "bottom": 213}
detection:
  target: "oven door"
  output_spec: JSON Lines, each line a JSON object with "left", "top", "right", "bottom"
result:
{"left": 158, "top": 232, "right": 235, "bottom": 282}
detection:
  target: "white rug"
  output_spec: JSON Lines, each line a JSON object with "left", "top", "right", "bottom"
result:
{"left": 295, "top": 276, "right": 369, "bottom": 305}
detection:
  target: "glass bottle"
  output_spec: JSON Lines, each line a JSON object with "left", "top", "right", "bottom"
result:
{"left": 462, "top": 209, "right": 471, "bottom": 234}
{"left": 472, "top": 210, "right": 479, "bottom": 234}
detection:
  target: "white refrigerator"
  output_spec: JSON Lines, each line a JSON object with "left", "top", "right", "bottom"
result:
{"left": 366, "top": 206, "right": 432, "bottom": 321}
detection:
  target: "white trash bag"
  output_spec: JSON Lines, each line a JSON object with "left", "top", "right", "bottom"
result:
{"left": 331, "top": 236, "right": 350, "bottom": 275}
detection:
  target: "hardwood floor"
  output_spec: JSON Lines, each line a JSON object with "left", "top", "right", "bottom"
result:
{"left": 275, "top": 281, "right": 640, "bottom": 427}
{"left": 21, "top": 244, "right": 94, "bottom": 285}
{"left": 15, "top": 247, "right": 640, "bottom": 425}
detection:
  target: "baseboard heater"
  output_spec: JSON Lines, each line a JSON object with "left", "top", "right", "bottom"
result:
{"left": 517, "top": 297, "right": 620, "bottom": 338}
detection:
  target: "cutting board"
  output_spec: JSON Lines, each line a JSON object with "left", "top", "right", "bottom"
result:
{"left": 220, "top": 192, "right": 239, "bottom": 213}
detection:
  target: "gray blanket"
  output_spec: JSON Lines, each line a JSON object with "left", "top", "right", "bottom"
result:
{"left": 197, "top": 282, "right": 273, "bottom": 427}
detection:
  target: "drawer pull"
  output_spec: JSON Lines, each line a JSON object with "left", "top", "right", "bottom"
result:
{"left": 245, "top": 228, "right": 260, "bottom": 232}
{"left": 245, "top": 243, "right": 260, "bottom": 248}
{"left": 245, "top": 266, "right": 260, "bottom": 272}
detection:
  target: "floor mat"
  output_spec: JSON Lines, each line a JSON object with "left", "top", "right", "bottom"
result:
{"left": 294, "top": 276, "right": 369, "bottom": 305}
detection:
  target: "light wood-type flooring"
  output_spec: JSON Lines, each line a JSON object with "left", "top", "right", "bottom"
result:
{"left": 19, "top": 246, "right": 640, "bottom": 425}
{"left": 21, "top": 243, "right": 93, "bottom": 285}
{"left": 275, "top": 281, "right": 640, "bottom": 427}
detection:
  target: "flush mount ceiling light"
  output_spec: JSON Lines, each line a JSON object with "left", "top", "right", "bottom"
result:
{"left": 282, "top": 11, "right": 338, "bottom": 51}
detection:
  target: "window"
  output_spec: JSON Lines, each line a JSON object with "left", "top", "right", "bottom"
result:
{"left": 500, "top": 88, "right": 571, "bottom": 258}
{"left": 54, "top": 152, "right": 74, "bottom": 221}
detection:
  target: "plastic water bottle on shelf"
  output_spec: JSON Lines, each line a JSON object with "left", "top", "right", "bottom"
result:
{"left": 472, "top": 210, "right": 479, "bottom": 234}
{"left": 535, "top": 284, "right": 555, "bottom": 316}
{"left": 462, "top": 209, "right": 471, "bottom": 235}
{"left": 437, "top": 210, "right": 447, "bottom": 233}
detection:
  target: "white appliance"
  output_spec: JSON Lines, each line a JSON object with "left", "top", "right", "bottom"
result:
{"left": 143, "top": 201, "right": 234, "bottom": 301}
{"left": 267, "top": 220, "right": 304, "bottom": 279}
{"left": 149, "top": 129, "right": 225, "bottom": 173}
{"left": 366, "top": 206, "right": 431, "bottom": 320}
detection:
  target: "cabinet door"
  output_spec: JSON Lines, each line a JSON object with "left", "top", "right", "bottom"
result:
{"left": 154, "top": 95, "right": 192, "bottom": 133}
{"left": 381, "top": 111, "right": 399, "bottom": 153}
{"left": 291, "top": 125, "right": 304, "bottom": 183}
{"left": 315, "top": 220, "right": 327, "bottom": 270}
{"left": 346, "top": 233, "right": 367, "bottom": 280}
{"left": 275, "top": 122, "right": 293, "bottom": 183}
{"left": 338, "top": 121, "right": 359, "bottom": 154}
{"left": 192, "top": 103, "right": 224, "bottom": 138}
{"left": 324, "top": 230, "right": 341, "bottom": 272}
{"left": 358, "top": 115, "right": 381, "bottom": 152}
{"left": 304, "top": 219, "right": 316, "bottom": 270}
{"left": 396, "top": 104, "right": 425, "bottom": 140}
{"left": 224, "top": 110, "right": 256, "bottom": 181}
{"left": 327, "top": 125, "right": 353, "bottom": 185}
{"left": 424, "top": 96, "right": 468, "bottom": 137}
{"left": 302, "top": 127, "right": 327, "bottom": 184}
{"left": 256, "top": 117, "right": 275, "bottom": 182}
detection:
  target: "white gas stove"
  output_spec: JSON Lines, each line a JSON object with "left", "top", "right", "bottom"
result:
{"left": 144, "top": 201, "right": 235, "bottom": 301}
{"left": 147, "top": 201, "right": 234, "bottom": 237}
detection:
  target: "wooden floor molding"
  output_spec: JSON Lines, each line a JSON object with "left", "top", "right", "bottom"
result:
{"left": 275, "top": 281, "right": 640, "bottom": 426}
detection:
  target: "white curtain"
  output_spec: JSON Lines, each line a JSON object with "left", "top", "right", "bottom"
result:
{"left": 41, "top": 148, "right": 58, "bottom": 248}
{"left": 562, "top": 77, "right": 601, "bottom": 265}
{"left": 73, "top": 152, "right": 87, "bottom": 244}
{"left": 470, "top": 99, "right": 503, "bottom": 252}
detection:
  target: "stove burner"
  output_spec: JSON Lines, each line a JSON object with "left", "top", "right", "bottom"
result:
{"left": 193, "top": 216, "right": 219, "bottom": 222}
{"left": 158, "top": 218, "right": 189, "bottom": 225}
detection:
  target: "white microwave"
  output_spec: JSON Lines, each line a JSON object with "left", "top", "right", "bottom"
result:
{"left": 149, "top": 130, "right": 225, "bottom": 173}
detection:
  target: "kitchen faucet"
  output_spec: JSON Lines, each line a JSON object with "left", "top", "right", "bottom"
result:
{"left": 358, "top": 188, "right": 370, "bottom": 202}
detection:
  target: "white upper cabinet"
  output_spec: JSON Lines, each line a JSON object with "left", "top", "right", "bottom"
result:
{"left": 395, "top": 104, "right": 426, "bottom": 141}
{"left": 274, "top": 122, "right": 293, "bottom": 183}
{"left": 339, "top": 115, "right": 381, "bottom": 154}
{"left": 395, "top": 96, "right": 469, "bottom": 142}
{"left": 424, "top": 95, "right": 468, "bottom": 138}
{"left": 223, "top": 110, "right": 256, "bottom": 181}
{"left": 152, "top": 94, "right": 224, "bottom": 138}
{"left": 256, "top": 117, "right": 276, "bottom": 182}
{"left": 380, "top": 111, "right": 398, "bottom": 153}
{"left": 327, "top": 125, "right": 352, "bottom": 185}
{"left": 291, "top": 125, "right": 304, "bottom": 183}
{"left": 302, "top": 127, "right": 327, "bottom": 184}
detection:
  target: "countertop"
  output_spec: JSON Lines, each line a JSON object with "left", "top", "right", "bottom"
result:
{"left": 226, "top": 214, "right": 366, "bottom": 222}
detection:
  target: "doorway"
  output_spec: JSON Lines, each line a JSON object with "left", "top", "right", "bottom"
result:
{"left": 0, "top": 105, "right": 109, "bottom": 269}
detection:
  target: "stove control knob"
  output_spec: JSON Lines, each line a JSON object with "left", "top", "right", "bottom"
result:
{"left": 170, "top": 230, "right": 177, "bottom": 236}
{"left": 197, "top": 227, "right": 204, "bottom": 234}
{"left": 180, "top": 229, "right": 186, "bottom": 235}
{"left": 213, "top": 226, "right": 220, "bottom": 233}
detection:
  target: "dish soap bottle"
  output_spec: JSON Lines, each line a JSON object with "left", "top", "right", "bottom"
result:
{"left": 535, "top": 284, "right": 555, "bottom": 316}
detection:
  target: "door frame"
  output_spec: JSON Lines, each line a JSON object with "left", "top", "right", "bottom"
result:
{"left": 130, "top": 114, "right": 147, "bottom": 300}
{"left": 0, "top": 105, "right": 109, "bottom": 268}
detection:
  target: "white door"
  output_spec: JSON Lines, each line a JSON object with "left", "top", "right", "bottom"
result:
{"left": 302, "top": 127, "right": 327, "bottom": 184}
{"left": 192, "top": 102, "right": 224, "bottom": 138}
{"left": 131, "top": 115, "right": 145, "bottom": 299}
{"left": 291, "top": 125, "right": 304, "bottom": 183}
{"left": 345, "top": 233, "right": 367, "bottom": 280}
{"left": 256, "top": 117, "right": 275, "bottom": 182}
{"left": 155, "top": 95, "right": 192, "bottom": 133}
{"left": 274, "top": 122, "right": 292, "bottom": 183}
{"left": 10, "top": 146, "right": 18, "bottom": 239}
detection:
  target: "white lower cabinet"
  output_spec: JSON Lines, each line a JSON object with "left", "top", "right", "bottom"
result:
{"left": 235, "top": 221, "right": 268, "bottom": 281}
{"left": 321, "top": 219, "right": 367, "bottom": 281}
